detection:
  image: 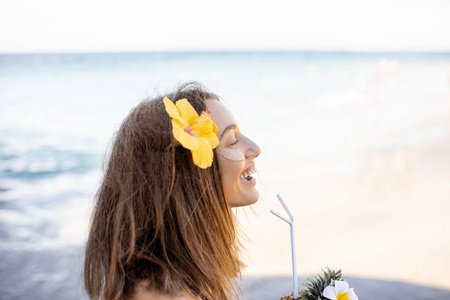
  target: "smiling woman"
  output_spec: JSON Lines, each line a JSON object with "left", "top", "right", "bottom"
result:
{"left": 208, "top": 100, "right": 261, "bottom": 207}
{"left": 83, "top": 82, "right": 261, "bottom": 300}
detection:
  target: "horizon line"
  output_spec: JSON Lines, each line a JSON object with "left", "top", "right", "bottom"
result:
{"left": 1, "top": 49, "right": 450, "bottom": 56}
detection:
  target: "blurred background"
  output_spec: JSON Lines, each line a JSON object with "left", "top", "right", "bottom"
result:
{"left": 0, "top": 0, "right": 449, "bottom": 299}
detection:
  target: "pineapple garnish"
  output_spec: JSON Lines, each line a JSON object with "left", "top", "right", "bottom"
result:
{"left": 280, "top": 267, "right": 343, "bottom": 300}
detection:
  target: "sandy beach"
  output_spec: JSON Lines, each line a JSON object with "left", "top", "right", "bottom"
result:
{"left": 238, "top": 61, "right": 450, "bottom": 294}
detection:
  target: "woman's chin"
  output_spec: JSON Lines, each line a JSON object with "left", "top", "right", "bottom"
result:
{"left": 228, "top": 189, "right": 260, "bottom": 207}
{"left": 247, "top": 189, "right": 260, "bottom": 205}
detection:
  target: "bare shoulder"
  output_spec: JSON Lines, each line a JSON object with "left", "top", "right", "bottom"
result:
{"left": 133, "top": 287, "right": 199, "bottom": 300}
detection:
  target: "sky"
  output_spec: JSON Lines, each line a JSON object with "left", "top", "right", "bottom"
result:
{"left": 1, "top": 0, "right": 449, "bottom": 53}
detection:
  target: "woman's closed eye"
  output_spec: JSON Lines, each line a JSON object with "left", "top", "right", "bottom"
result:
{"left": 229, "top": 139, "right": 239, "bottom": 148}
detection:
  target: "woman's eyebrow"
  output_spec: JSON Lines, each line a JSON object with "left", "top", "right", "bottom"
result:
{"left": 219, "top": 124, "right": 237, "bottom": 139}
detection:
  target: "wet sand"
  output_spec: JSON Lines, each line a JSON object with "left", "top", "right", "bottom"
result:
{"left": 240, "top": 276, "right": 450, "bottom": 300}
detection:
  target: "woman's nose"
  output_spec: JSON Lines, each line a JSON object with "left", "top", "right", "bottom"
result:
{"left": 245, "top": 138, "right": 261, "bottom": 160}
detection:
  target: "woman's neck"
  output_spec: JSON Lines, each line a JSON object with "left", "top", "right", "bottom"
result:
{"left": 133, "top": 288, "right": 199, "bottom": 300}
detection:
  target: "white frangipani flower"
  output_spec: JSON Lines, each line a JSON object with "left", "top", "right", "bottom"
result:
{"left": 322, "top": 280, "right": 358, "bottom": 300}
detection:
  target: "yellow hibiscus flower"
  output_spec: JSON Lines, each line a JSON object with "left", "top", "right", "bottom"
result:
{"left": 163, "top": 97, "right": 219, "bottom": 169}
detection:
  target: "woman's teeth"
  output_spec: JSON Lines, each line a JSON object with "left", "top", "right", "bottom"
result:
{"left": 240, "top": 168, "right": 256, "bottom": 181}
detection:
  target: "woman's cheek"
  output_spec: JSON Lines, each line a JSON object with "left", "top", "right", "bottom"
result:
{"left": 217, "top": 147, "right": 245, "bottom": 161}
{"left": 217, "top": 150, "right": 244, "bottom": 180}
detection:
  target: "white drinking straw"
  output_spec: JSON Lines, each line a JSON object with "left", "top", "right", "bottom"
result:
{"left": 270, "top": 193, "right": 298, "bottom": 298}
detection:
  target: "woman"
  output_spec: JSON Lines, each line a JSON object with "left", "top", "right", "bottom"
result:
{"left": 84, "top": 82, "right": 261, "bottom": 300}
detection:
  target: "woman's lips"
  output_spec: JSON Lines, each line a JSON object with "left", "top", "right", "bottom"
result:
{"left": 240, "top": 168, "right": 257, "bottom": 185}
{"left": 240, "top": 163, "right": 255, "bottom": 177}
{"left": 240, "top": 168, "right": 256, "bottom": 179}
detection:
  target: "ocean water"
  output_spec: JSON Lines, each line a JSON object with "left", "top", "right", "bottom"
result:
{"left": 0, "top": 52, "right": 449, "bottom": 299}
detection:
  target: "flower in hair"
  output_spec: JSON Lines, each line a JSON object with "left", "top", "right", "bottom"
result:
{"left": 163, "top": 97, "right": 219, "bottom": 169}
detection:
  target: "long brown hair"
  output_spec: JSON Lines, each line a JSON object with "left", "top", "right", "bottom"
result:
{"left": 84, "top": 83, "right": 243, "bottom": 300}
